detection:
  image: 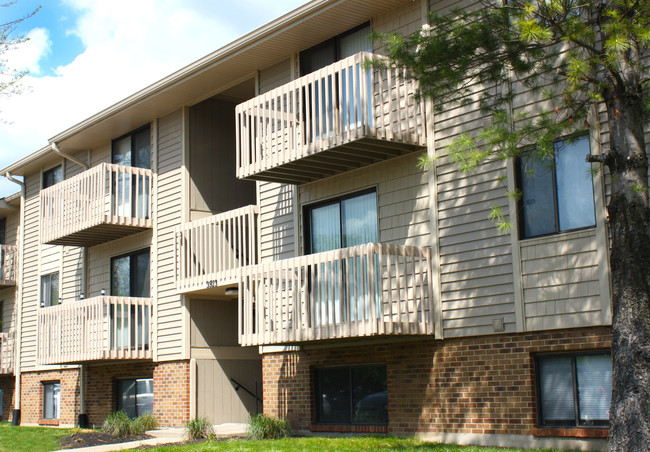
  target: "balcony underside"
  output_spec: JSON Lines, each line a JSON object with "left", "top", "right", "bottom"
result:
{"left": 48, "top": 353, "right": 152, "bottom": 366}
{"left": 243, "top": 137, "right": 425, "bottom": 184}
{"left": 178, "top": 280, "right": 238, "bottom": 297}
{"left": 0, "top": 281, "right": 15, "bottom": 289}
{"left": 45, "top": 221, "right": 151, "bottom": 247}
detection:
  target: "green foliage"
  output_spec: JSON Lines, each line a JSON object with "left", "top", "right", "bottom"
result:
{"left": 103, "top": 411, "right": 133, "bottom": 437}
{"left": 246, "top": 413, "right": 291, "bottom": 440}
{"left": 184, "top": 417, "right": 215, "bottom": 440}
{"left": 0, "top": 422, "right": 74, "bottom": 452}
{"left": 373, "top": 0, "right": 649, "bottom": 175}
{"left": 133, "top": 413, "right": 159, "bottom": 433}
{"left": 103, "top": 411, "right": 159, "bottom": 437}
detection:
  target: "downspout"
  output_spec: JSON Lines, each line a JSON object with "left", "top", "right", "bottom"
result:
{"left": 4, "top": 172, "right": 24, "bottom": 426}
{"left": 51, "top": 142, "right": 89, "bottom": 170}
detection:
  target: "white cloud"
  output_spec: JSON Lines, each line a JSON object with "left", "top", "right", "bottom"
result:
{"left": 2, "top": 27, "right": 52, "bottom": 75}
{"left": 0, "top": 0, "right": 305, "bottom": 198}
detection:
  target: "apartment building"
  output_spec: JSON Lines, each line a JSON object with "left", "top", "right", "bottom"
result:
{"left": 0, "top": 0, "right": 614, "bottom": 449}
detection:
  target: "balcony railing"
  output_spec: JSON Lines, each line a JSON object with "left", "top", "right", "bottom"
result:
{"left": 236, "top": 52, "right": 426, "bottom": 184}
{"left": 239, "top": 243, "right": 434, "bottom": 346}
{"left": 176, "top": 205, "right": 258, "bottom": 293}
{"left": 0, "top": 245, "right": 17, "bottom": 287}
{"left": 40, "top": 163, "right": 153, "bottom": 247}
{"left": 0, "top": 331, "right": 14, "bottom": 374}
{"left": 37, "top": 296, "right": 152, "bottom": 365}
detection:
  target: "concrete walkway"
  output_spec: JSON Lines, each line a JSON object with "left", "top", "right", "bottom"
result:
{"left": 58, "top": 424, "right": 247, "bottom": 452}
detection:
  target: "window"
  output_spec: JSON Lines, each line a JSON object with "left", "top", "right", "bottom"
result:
{"left": 43, "top": 382, "right": 60, "bottom": 420}
{"left": 40, "top": 273, "right": 60, "bottom": 307}
{"left": 315, "top": 364, "right": 387, "bottom": 425}
{"left": 111, "top": 249, "right": 150, "bottom": 298}
{"left": 0, "top": 218, "right": 5, "bottom": 245}
{"left": 116, "top": 378, "right": 153, "bottom": 418}
{"left": 42, "top": 165, "right": 63, "bottom": 189}
{"left": 300, "top": 23, "right": 371, "bottom": 75}
{"left": 517, "top": 136, "right": 596, "bottom": 238}
{"left": 0, "top": 300, "right": 3, "bottom": 331}
{"left": 110, "top": 249, "right": 150, "bottom": 349}
{"left": 112, "top": 126, "right": 151, "bottom": 169}
{"left": 305, "top": 189, "right": 378, "bottom": 254}
{"left": 536, "top": 352, "right": 612, "bottom": 427}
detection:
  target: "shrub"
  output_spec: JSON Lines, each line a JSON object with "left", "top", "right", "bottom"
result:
{"left": 104, "top": 411, "right": 159, "bottom": 437}
{"left": 246, "top": 413, "right": 291, "bottom": 440}
{"left": 133, "top": 413, "right": 159, "bottom": 433}
{"left": 185, "top": 417, "right": 214, "bottom": 440}
{"left": 103, "top": 411, "right": 132, "bottom": 437}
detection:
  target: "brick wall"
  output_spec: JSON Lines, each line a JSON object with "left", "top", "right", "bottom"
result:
{"left": 0, "top": 375, "right": 15, "bottom": 422}
{"left": 153, "top": 361, "right": 190, "bottom": 427}
{"left": 85, "top": 361, "right": 157, "bottom": 426}
{"left": 262, "top": 327, "right": 611, "bottom": 436}
{"left": 20, "top": 369, "right": 80, "bottom": 425}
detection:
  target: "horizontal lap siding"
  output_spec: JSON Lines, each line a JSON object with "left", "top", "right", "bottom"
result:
{"left": 20, "top": 174, "right": 42, "bottom": 371}
{"left": 156, "top": 110, "right": 184, "bottom": 360}
{"left": 2, "top": 212, "right": 19, "bottom": 330}
{"left": 430, "top": 0, "right": 516, "bottom": 338}
{"left": 298, "top": 153, "right": 430, "bottom": 249}
{"left": 521, "top": 231, "right": 607, "bottom": 330}
{"left": 258, "top": 58, "right": 296, "bottom": 263}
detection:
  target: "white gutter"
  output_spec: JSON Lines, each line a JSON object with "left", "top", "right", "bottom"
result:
{"left": 4, "top": 172, "right": 25, "bottom": 424}
{"left": 51, "top": 142, "right": 89, "bottom": 170}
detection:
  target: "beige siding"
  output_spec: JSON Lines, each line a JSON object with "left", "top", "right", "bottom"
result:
{"left": 19, "top": 173, "right": 42, "bottom": 371}
{"left": 4, "top": 211, "right": 19, "bottom": 246}
{"left": 520, "top": 231, "right": 608, "bottom": 330}
{"left": 374, "top": 0, "right": 424, "bottom": 43}
{"left": 155, "top": 110, "right": 185, "bottom": 361}
{"left": 0, "top": 288, "right": 15, "bottom": 332}
{"left": 298, "top": 153, "right": 430, "bottom": 250}
{"left": 195, "top": 358, "right": 261, "bottom": 424}
{"left": 258, "top": 182, "right": 295, "bottom": 262}
{"left": 259, "top": 58, "right": 292, "bottom": 94}
{"left": 87, "top": 231, "right": 153, "bottom": 296}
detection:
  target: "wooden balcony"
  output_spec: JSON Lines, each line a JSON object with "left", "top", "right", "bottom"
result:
{"left": 0, "top": 245, "right": 18, "bottom": 288}
{"left": 176, "top": 205, "right": 258, "bottom": 295}
{"left": 236, "top": 52, "right": 426, "bottom": 184}
{"left": 40, "top": 163, "right": 153, "bottom": 247}
{"left": 0, "top": 331, "right": 14, "bottom": 374}
{"left": 37, "top": 296, "right": 152, "bottom": 365}
{"left": 239, "top": 243, "right": 434, "bottom": 346}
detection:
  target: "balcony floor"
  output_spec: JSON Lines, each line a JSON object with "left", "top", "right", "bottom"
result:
{"left": 242, "top": 137, "right": 425, "bottom": 184}
{"left": 45, "top": 222, "right": 151, "bottom": 247}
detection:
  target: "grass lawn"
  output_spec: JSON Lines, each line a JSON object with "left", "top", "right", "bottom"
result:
{"left": 0, "top": 422, "right": 75, "bottom": 452}
{"left": 144, "top": 436, "right": 565, "bottom": 452}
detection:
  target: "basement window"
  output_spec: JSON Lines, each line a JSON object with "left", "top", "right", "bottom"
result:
{"left": 116, "top": 378, "right": 153, "bottom": 419}
{"left": 536, "top": 352, "right": 611, "bottom": 427}
{"left": 43, "top": 381, "right": 60, "bottom": 420}
{"left": 314, "top": 364, "right": 387, "bottom": 425}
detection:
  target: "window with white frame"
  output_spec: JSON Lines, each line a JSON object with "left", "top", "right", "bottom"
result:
{"left": 43, "top": 381, "right": 60, "bottom": 420}
{"left": 536, "top": 352, "right": 612, "bottom": 427}
{"left": 40, "top": 272, "right": 60, "bottom": 307}
{"left": 517, "top": 135, "right": 596, "bottom": 239}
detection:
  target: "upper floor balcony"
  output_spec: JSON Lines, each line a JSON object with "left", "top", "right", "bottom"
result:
{"left": 41, "top": 163, "right": 152, "bottom": 247}
{"left": 176, "top": 205, "right": 258, "bottom": 295}
{"left": 236, "top": 52, "right": 427, "bottom": 184}
{"left": 37, "top": 296, "right": 152, "bottom": 365}
{"left": 0, "top": 331, "right": 14, "bottom": 374}
{"left": 0, "top": 245, "right": 18, "bottom": 288}
{"left": 238, "top": 243, "right": 434, "bottom": 346}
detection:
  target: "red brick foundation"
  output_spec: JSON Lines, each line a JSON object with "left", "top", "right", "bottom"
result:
{"left": 152, "top": 361, "right": 190, "bottom": 427}
{"left": 19, "top": 359, "right": 190, "bottom": 427}
{"left": 20, "top": 368, "right": 80, "bottom": 425}
{"left": 262, "top": 327, "right": 611, "bottom": 438}
{"left": 0, "top": 375, "right": 15, "bottom": 422}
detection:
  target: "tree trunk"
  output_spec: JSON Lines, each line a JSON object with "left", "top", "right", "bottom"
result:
{"left": 603, "top": 89, "right": 650, "bottom": 452}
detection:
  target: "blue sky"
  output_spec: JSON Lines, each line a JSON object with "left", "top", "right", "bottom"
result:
{"left": 0, "top": 0, "right": 306, "bottom": 197}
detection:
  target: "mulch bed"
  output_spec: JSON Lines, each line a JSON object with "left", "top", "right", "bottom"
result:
{"left": 58, "top": 431, "right": 153, "bottom": 449}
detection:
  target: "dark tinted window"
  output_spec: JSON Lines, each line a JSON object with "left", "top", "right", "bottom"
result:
{"left": 112, "top": 126, "right": 151, "bottom": 169}
{"left": 43, "top": 165, "right": 63, "bottom": 189}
